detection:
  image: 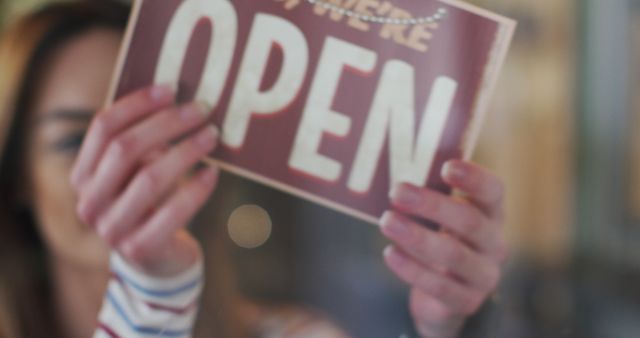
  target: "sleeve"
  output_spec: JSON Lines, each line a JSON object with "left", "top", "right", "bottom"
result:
{"left": 92, "top": 252, "right": 204, "bottom": 338}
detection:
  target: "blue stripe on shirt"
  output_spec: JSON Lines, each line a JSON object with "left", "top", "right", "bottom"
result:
{"left": 106, "top": 291, "right": 191, "bottom": 337}
{"left": 112, "top": 268, "right": 201, "bottom": 298}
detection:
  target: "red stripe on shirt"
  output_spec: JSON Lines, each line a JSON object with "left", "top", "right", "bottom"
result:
{"left": 98, "top": 323, "right": 122, "bottom": 338}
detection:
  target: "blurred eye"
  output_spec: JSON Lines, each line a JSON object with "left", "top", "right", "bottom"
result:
{"left": 51, "top": 131, "right": 85, "bottom": 153}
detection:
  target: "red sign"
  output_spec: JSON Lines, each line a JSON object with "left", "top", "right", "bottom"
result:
{"left": 109, "top": 0, "right": 515, "bottom": 224}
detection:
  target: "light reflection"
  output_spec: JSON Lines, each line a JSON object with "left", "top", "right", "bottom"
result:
{"left": 227, "top": 204, "right": 272, "bottom": 249}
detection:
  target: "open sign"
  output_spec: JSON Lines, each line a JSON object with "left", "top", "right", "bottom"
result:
{"left": 109, "top": 0, "right": 515, "bottom": 223}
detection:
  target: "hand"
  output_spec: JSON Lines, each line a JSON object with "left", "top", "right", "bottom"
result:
{"left": 70, "top": 85, "right": 220, "bottom": 277}
{"left": 380, "top": 160, "right": 507, "bottom": 338}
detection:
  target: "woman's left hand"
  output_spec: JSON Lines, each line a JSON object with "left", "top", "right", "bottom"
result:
{"left": 380, "top": 160, "right": 507, "bottom": 338}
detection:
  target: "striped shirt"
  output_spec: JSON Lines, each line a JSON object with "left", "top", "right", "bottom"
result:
{"left": 93, "top": 253, "right": 203, "bottom": 338}
{"left": 88, "top": 252, "right": 488, "bottom": 338}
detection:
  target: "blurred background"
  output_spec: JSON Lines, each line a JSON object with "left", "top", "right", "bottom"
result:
{"left": 1, "top": 0, "right": 639, "bottom": 337}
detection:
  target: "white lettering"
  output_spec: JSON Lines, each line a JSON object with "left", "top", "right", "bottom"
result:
{"left": 348, "top": 62, "right": 457, "bottom": 192}
{"left": 154, "top": 0, "right": 237, "bottom": 108}
{"left": 288, "top": 37, "right": 377, "bottom": 182}
{"left": 223, "top": 14, "right": 309, "bottom": 148}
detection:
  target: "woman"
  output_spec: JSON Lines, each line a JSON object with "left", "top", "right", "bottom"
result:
{"left": 0, "top": 1, "right": 506, "bottom": 338}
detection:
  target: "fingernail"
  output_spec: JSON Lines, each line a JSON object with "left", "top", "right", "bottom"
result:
{"left": 380, "top": 211, "right": 410, "bottom": 238}
{"left": 180, "top": 103, "right": 207, "bottom": 121}
{"left": 196, "top": 125, "right": 219, "bottom": 149}
{"left": 442, "top": 161, "right": 465, "bottom": 181}
{"left": 383, "top": 246, "right": 394, "bottom": 258}
{"left": 383, "top": 246, "right": 406, "bottom": 266}
{"left": 150, "top": 84, "right": 175, "bottom": 101}
{"left": 193, "top": 102, "right": 212, "bottom": 118}
{"left": 390, "top": 184, "right": 420, "bottom": 206}
{"left": 194, "top": 101, "right": 212, "bottom": 118}
{"left": 379, "top": 210, "right": 392, "bottom": 227}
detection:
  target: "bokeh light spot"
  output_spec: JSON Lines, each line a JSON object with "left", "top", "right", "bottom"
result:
{"left": 227, "top": 204, "right": 272, "bottom": 249}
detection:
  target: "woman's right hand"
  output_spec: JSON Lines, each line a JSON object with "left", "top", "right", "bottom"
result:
{"left": 69, "top": 85, "right": 220, "bottom": 277}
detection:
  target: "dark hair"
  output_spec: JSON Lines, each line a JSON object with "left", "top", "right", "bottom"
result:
{"left": 0, "top": 2, "right": 248, "bottom": 337}
{"left": 0, "top": 2, "right": 128, "bottom": 337}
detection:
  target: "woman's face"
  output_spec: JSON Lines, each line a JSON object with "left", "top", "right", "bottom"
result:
{"left": 26, "top": 28, "right": 122, "bottom": 268}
